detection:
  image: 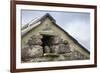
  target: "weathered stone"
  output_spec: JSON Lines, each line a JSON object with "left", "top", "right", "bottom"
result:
{"left": 63, "top": 40, "right": 69, "bottom": 44}
{"left": 32, "top": 38, "right": 42, "bottom": 45}
{"left": 51, "top": 36, "right": 63, "bottom": 44}
{"left": 28, "top": 45, "right": 43, "bottom": 58}
{"left": 73, "top": 50, "right": 85, "bottom": 59}
{"left": 44, "top": 46, "right": 51, "bottom": 53}
{"left": 27, "top": 38, "right": 42, "bottom": 45}
{"left": 50, "top": 45, "right": 59, "bottom": 53}
{"left": 59, "top": 44, "right": 71, "bottom": 53}
{"left": 51, "top": 44, "right": 71, "bottom": 54}
{"left": 21, "top": 45, "right": 30, "bottom": 59}
{"left": 30, "top": 57, "right": 52, "bottom": 62}
{"left": 21, "top": 45, "right": 43, "bottom": 59}
{"left": 31, "top": 35, "right": 43, "bottom": 39}
{"left": 27, "top": 38, "right": 33, "bottom": 46}
{"left": 53, "top": 55, "right": 65, "bottom": 61}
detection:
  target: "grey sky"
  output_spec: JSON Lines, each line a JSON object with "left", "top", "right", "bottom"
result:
{"left": 21, "top": 10, "right": 90, "bottom": 51}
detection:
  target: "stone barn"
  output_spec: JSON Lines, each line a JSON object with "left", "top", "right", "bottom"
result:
{"left": 21, "top": 13, "right": 90, "bottom": 62}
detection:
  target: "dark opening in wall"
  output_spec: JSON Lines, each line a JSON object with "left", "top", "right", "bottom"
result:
{"left": 41, "top": 35, "right": 53, "bottom": 53}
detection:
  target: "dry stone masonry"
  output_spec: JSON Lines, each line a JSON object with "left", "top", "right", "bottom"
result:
{"left": 21, "top": 35, "right": 88, "bottom": 62}
{"left": 21, "top": 13, "right": 90, "bottom": 62}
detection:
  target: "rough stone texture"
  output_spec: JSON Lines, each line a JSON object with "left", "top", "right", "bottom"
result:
{"left": 63, "top": 40, "right": 69, "bottom": 44}
{"left": 30, "top": 57, "right": 52, "bottom": 62}
{"left": 32, "top": 38, "right": 42, "bottom": 45}
{"left": 31, "top": 35, "right": 43, "bottom": 39}
{"left": 44, "top": 46, "right": 51, "bottom": 53}
{"left": 73, "top": 50, "right": 84, "bottom": 60}
{"left": 21, "top": 45, "right": 30, "bottom": 59}
{"left": 21, "top": 45, "right": 43, "bottom": 59}
{"left": 27, "top": 38, "right": 33, "bottom": 46}
{"left": 51, "top": 44, "right": 71, "bottom": 54}
{"left": 21, "top": 34, "right": 88, "bottom": 62}
{"left": 53, "top": 55, "right": 65, "bottom": 61}
{"left": 51, "top": 45, "right": 59, "bottom": 53}
{"left": 51, "top": 36, "right": 63, "bottom": 45}
{"left": 59, "top": 44, "right": 71, "bottom": 53}
{"left": 28, "top": 45, "right": 43, "bottom": 58}
{"left": 27, "top": 38, "right": 42, "bottom": 45}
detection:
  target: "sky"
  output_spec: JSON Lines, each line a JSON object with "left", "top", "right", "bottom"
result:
{"left": 21, "top": 10, "right": 90, "bottom": 51}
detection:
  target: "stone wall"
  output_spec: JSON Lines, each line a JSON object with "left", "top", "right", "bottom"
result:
{"left": 21, "top": 35, "right": 89, "bottom": 62}
{"left": 21, "top": 35, "right": 43, "bottom": 60}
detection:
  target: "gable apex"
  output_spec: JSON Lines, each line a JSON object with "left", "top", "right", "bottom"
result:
{"left": 40, "top": 13, "right": 56, "bottom": 23}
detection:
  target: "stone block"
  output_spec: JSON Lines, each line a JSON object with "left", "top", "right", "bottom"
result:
{"left": 27, "top": 38, "right": 42, "bottom": 45}
{"left": 51, "top": 36, "right": 63, "bottom": 44}
{"left": 44, "top": 46, "right": 51, "bottom": 53}
{"left": 51, "top": 44, "right": 71, "bottom": 54}
{"left": 29, "top": 45, "right": 43, "bottom": 58}
{"left": 21, "top": 45, "right": 43, "bottom": 59}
